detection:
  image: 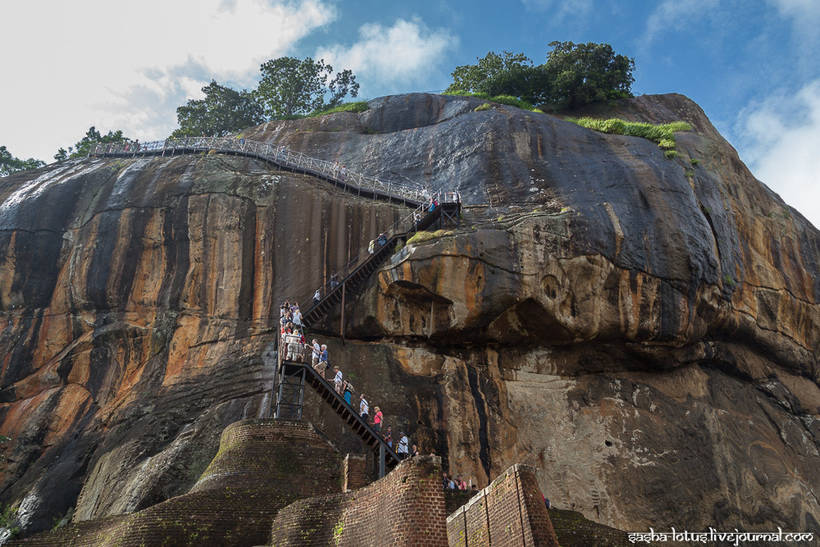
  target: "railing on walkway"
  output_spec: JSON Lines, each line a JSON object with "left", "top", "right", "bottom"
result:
{"left": 89, "top": 137, "right": 430, "bottom": 206}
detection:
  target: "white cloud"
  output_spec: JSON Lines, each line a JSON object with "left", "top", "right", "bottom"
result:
{"left": 735, "top": 80, "right": 820, "bottom": 228}
{"left": 645, "top": 0, "right": 720, "bottom": 42}
{"left": 315, "top": 18, "right": 455, "bottom": 90}
{"left": 0, "top": 0, "right": 336, "bottom": 160}
{"left": 768, "top": 0, "right": 820, "bottom": 28}
{"left": 767, "top": 0, "right": 820, "bottom": 67}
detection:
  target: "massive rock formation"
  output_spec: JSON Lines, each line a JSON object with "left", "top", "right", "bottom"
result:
{"left": 0, "top": 92, "right": 817, "bottom": 539}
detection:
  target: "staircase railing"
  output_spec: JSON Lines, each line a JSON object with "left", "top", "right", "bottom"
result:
{"left": 304, "top": 191, "right": 445, "bottom": 314}
{"left": 89, "top": 137, "right": 430, "bottom": 206}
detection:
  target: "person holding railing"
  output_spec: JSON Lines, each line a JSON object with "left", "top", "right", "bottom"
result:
{"left": 359, "top": 393, "right": 369, "bottom": 421}
{"left": 319, "top": 344, "right": 329, "bottom": 375}
{"left": 397, "top": 432, "right": 409, "bottom": 460}
{"left": 333, "top": 366, "right": 343, "bottom": 394}
{"left": 285, "top": 330, "right": 302, "bottom": 362}
{"left": 311, "top": 339, "right": 321, "bottom": 369}
{"left": 377, "top": 233, "right": 387, "bottom": 247}
{"left": 343, "top": 379, "right": 353, "bottom": 405}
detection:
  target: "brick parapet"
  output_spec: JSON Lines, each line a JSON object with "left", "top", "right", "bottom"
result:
{"left": 270, "top": 455, "right": 449, "bottom": 546}
{"left": 446, "top": 463, "right": 559, "bottom": 546}
{"left": 343, "top": 453, "right": 369, "bottom": 491}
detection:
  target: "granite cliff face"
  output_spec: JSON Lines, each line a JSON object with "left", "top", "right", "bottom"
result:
{"left": 0, "top": 93, "right": 817, "bottom": 538}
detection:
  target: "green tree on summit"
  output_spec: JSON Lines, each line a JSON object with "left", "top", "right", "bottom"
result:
{"left": 55, "top": 126, "right": 132, "bottom": 160}
{"left": 544, "top": 41, "right": 635, "bottom": 109}
{"left": 447, "top": 51, "right": 550, "bottom": 105}
{"left": 447, "top": 41, "right": 634, "bottom": 110}
{"left": 0, "top": 145, "right": 45, "bottom": 176}
{"left": 172, "top": 80, "right": 264, "bottom": 138}
{"left": 255, "top": 56, "right": 359, "bottom": 119}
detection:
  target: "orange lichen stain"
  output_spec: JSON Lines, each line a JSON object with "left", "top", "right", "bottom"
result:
{"left": 593, "top": 398, "right": 622, "bottom": 419}
{"left": 462, "top": 260, "right": 485, "bottom": 319}
{"left": 0, "top": 387, "right": 60, "bottom": 438}
{"left": 126, "top": 212, "right": 167, "bottom": 310}
{"left": 43, "top": 385, "right": 91, "bottom": 446}
{"left": 31, "top": 313, "right": 73, "bottom": 369}
{"left": 163, "top": 316, "right": 197, "bottom": 385}
{"left": 0, "top": 231, "right": 18, "bottom": 307}
{"left": 68, "top": 349, "right": 92, "bottom": 386}
{"left": 252, "top": 215, "right": 269, "bottom": 322}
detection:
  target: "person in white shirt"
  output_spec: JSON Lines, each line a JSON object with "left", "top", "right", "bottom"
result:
{"left": 333, "top": 366, "right": 343, "bottom": 394}
{"left": 359, "top": 394, "right": 369, "bottom": 420}
{"left": 311, "top": 339, "right": 321, "bottom": 368}
{"left": 397, "top": 433, "right": 409, "bottom": 459}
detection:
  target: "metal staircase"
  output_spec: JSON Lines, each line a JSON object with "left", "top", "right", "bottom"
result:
{"left": 274, "top": 354, "right": 401, "bottom": 476}
{"left": 302, "top": 198, "right": 461, "bottom": 329}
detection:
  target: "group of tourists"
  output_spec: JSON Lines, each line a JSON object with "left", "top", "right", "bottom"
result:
{"left": 279, "top": 301, "right": 418, "bottom": 460}
{"left": 442, "top": 472, "right": 476, "bottom": 492}
{"left": 280, "top": 301, "right": 307, "bottom": 362}
{"left": 367, "top": 232, "right": 388, "bottom": 255}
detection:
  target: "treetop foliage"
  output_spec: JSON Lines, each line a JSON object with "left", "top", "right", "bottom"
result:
{"left": 255, "top": 56, "right": 359, "bottom": 119}
{"left": 73, "top": 127, "right": 131, "bottom": 157}
{"left": 0, "top": 146, "right": 45, "bottom": 177}
{"left": 169, "top": 56, "right": 360, "bottom": 137}
{"left": 172, "top": 81, "right": 263, "bottom": 138}
{"left": 446, "top": 41, "right": 635, "bottom": 110}
{"left": 546, "top": 41, "right": 635, "bottom": 108}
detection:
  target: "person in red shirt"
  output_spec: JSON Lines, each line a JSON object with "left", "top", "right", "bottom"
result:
{"left": 373, "top": 406, "right": 383, "bottom": 433}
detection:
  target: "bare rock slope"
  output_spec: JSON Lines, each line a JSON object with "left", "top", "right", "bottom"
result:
{"left": 0, "top": 92, "right": 817, "bottom": 537}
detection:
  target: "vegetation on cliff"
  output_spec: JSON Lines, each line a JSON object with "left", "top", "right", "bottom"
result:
{"left": 171, "top": 80, "right": 264, "bottom": 138}
{"left": 255, "top": 56, "right": 359, "bottom": 119}
{"left": 566, "top": 117, "right": 692, "bottom": 151}
{"left": 446, "top": 41, "right": 635, "bottom": 110}
{"left": 54, "top": 126, "right": 132, "bottom": 160}
{"left": 0, "top": 145, "right": 44, "bottom": 176}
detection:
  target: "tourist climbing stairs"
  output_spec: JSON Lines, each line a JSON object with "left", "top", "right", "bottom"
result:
{"left": 302, "top": 195, "right": 461, "bottom": 329}
{"left": 274, "top": 352, "right": 401, "bottom": 476}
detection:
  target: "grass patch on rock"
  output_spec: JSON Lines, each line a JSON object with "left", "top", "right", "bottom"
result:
{"left": 566, "top": 117, "right": 692, "bottom": 153}
{"left": 407, "top": 229, "right": 452, "bottom": 245}
{"left": 308, "top": 101, "right": 369, "bottom": 117}
{"left": 445, "top": 90, "right": 539, "bottom": 112}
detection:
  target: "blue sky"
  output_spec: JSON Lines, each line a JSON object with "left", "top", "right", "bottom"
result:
{"left": 1, "top": 0, "right": 818, "bottom": 226}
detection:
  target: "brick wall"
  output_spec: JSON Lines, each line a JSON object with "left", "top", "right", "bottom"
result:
{"left": 343, "top": 453, "right": 369, "bottom": 491}
{"left": 446, "top": 464, "right": 559, "bottom": 546}
{"left": 445, "top": 490, "right": 474, "bottom": 515}
{"left": 548, "top": 508, "right": 630, "bottom": 546}
{"left": 270, "top": 455, "right": 449, "bottom": 546}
